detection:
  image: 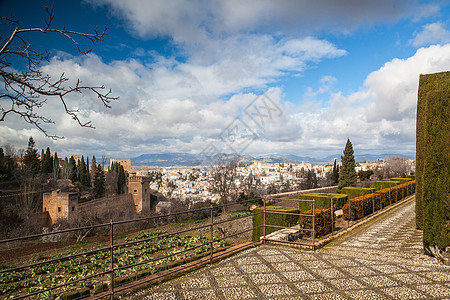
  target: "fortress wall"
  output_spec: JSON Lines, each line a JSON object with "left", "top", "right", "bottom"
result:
{"left": 78, "top": 194, "right": 137, "bottom": 221}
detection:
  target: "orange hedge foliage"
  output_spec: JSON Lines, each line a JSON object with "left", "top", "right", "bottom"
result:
{"left": 300, "top": 208, "right": 333, "bottom": 238}
{"left": 343, "top": 180, "right": 415, "bottom": 221}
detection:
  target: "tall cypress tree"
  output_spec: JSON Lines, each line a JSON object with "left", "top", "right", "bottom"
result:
{"left": 40, "top": 149, "right": 45, "bottom": 174}
{"left": 23, "top": 137, "right": 40, "bottom": 175}
{"left": 93, "top": 164, "right": 105, "bottom": 198}
{"left": 91, "top": 156, "right": 97, "bottom": 186}
{"left": 78, "top": 156, "right": 90, "bottom": 187}
{"left": 40, "top": 147, "right": 53, "bottom": 174}
{"left": 0, "top": 148, "right": 15, "bottom": 181}
{"left": 331, "top": 159, "right": 339, "bottom": 184}
{"left": 69, "top": 156, "right": 77, "bottom": 183}
{"left": 86, "top": 157, "right": 90, "bottom": 187}
{"left": 117, "top": 164, "right": 126, "bottom": 194}
{"left": 338, "top": 139, "right": 357, "bottom": 191}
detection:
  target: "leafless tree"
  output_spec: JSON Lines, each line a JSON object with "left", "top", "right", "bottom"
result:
{"left": 242, "top": 171, "right": 262, "bottom": 196}
{"left": 15, "top": 177, "right": 41, "bottom": 219}
{"left": 381, "top": 155, "right": 410, "bottom": 179}
{"left": 209, "top": 159, "right": 237, "bottom": 211}
{"left": 0, "top": 3, "right": 118, "bottom": 138}
{"left": 101, "top": 154, "right": 107, "bottom": 169}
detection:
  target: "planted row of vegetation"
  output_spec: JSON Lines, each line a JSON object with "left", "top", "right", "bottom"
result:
{"left": 0, "top": 224, "right": 231, "bottom": 299}
{"left": 342, "top": 180, "right": 415, "bottom": 221}
{"left": 251, "top": 178, "right": 415, "bottom": 242}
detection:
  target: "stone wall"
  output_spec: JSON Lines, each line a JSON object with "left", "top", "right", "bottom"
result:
{"left": 110, "top": 158, "right": 131, "bottom": 172}
{"left": 77, "top": 194, "right": 137, "bottom": 222}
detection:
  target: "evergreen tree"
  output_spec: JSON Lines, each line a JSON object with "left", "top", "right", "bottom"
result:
{"left": 338, "top": 139, "right": 357, "bottom": 191}
{"left": 69, "top": 156, "right": 77, "bottom": 183}
{"left": 22, "top": 137, "right": 40, "bottom": 175}
{"left": 93, "top": 164, "right": 105, "bottom": 198}
{"left": 331, "top": 159, "right": 339, "bottom": 184}
{"left": 62, "top": 157, "right": 70, "bottom": 181}
{"left": 86, "top": 157, "right": 90, "bottom": 187}
{"left": 109, "top": 162, "right": 127, "bottom": 194}
{"left": 40, "top": 149, "right": 45, "bottom": 173}
{"left": 52, "top": 152, "right": 60, "bottom": 184}
{"left": 77, "top": 156, "right": 90, "bottom": 187}
{"left": 90, "top": 156, "right": 97, "bottom": 186}
{"left": 53, "top": 152, "right": 60, "bottom": 172}
{"left": 40, "top": 147, "right": 53, "bottom": 174}
{"left": 0, "top": 148, "right": 15, "bottom": 181}
{"left": 302, "top": 169, "right": 318, "bottom": 189}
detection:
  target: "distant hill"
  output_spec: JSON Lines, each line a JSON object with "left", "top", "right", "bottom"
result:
{"left": 131, "top": 152, "right": 414, "bottom": 167}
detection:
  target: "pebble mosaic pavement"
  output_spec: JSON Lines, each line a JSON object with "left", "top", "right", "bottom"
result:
{"left": 122, "top": 199, "right": 450, "bottom": 299}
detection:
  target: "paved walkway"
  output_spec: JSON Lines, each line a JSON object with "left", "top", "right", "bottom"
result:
{"left": 122, "top": 199, "right": 450, "bottom": 299}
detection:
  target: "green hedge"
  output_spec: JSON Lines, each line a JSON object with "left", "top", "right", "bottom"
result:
{"left": 390, "top": 178, "right": 412, "bottom": 183}
{"left": 341, "top": 187, "right": 375, "bottom": 199}
{"left": 416, "top": 71, "right": 449, "bottom": 230}
{"left": 343, "top": 181, "right": 415, "bottom": 221}
{"left": 300, "top": 208, "right": 333, "bottom": 238}
{"left": 406, "top": 175, "right": 415, "bottom": 180}
{"left": 298, "top": 193, "right": 347, "bottom": 212}
{"left": 421, "top": 85, "right": 449, "bottom": 252}
{"left": 252, "top": 206, "right": 300, "bottom": 241}
{"left": 374, "top": 181, "right": 400, "bottom": 191}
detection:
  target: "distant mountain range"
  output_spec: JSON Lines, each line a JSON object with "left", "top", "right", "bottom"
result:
{"left": 131, "top": 152, "right": 415, "bottom": 167}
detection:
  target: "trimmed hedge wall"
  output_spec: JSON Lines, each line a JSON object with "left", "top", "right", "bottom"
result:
{"left": 416, "top": 71, "right": 449, "bottom": 231}
{"left": 421, "top": 86, "right": 449, "bottom": 252}
{"left": 374, "top": 181, "right": 400, "bottom": 191}
{"left": 343, "top": 181, "right": 415, "bottom": 221}
{"left": 300, "top": 208, "right": 333, "bottom": 238}
{"left": 298, "top": 193, "right": 347, "bottom": 212}
{"left": 341, "top": 187, "right": 375, "bottom": 199}
{"left": 252, "top": 206, "right": 300, "bottom": 241}
{"left": 390, "top": 178, "right": 412, "bottom": 183}
{"left": 406, "top": 175, "right": 415, "bottom": 180}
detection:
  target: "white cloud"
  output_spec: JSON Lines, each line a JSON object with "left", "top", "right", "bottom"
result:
{"left": 2, "top": 1, "right": 448, "bottom": 159}
{"left": 88, "top": 0, "right": 437, "bottom": 43}
{"left": 364, "top": 44, "right": 450, "bottom": 122}
{"left": 4, "top": 45, "right": 447, "bottom": 158}
{"left": 411, "top": 21, "right": 450, "bottom": 46}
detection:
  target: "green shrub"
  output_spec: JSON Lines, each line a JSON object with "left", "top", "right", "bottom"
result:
{"left": 406, "top": 175, "right": 415, "bottom": 180}
{"left": 252, "top": 206, "right": 299, "bottom": 241}
{"left": 300, "top": 208, "right": 333, "bottom": 238}
{"left": 374, "top": 181, "right": 399, "bottom": 191}
{"left": 298, "top": 193, "right": 347, "bottom": 212}
{"left": 341, "top": 187, "right": 375, "bottom": 199}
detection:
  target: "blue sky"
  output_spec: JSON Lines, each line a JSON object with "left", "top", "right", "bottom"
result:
{"left": 1, "top": 0, "right": 449, "bottom": 160}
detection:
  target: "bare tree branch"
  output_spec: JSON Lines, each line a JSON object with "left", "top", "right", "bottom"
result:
{"left": 0, "top": 3, "right": 118, "bottom": 138}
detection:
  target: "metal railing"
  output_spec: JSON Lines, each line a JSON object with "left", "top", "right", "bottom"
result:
{"left": 0, "top": 181, "right": 415, "bottom": 299}
{"left": 0, "top": 198, "right": 263, "bottom": 299}
{"left": 261, "top": 198, "right": 316, "bottom": 250}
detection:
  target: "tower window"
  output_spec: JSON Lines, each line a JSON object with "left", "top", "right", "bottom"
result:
{"left": 58, "top": 207, "right": 61, "bottom": 212}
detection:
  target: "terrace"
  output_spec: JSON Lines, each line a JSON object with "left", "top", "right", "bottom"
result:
{"left": 2, "top": 180, "right": 447, "bottom": 299}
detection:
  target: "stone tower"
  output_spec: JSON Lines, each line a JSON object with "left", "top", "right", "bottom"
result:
{"left": 127, "top": 175, "right": 151, "bottom": 214}
{"left": 42, "top": 190, "right": 79, "bottom": 225}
